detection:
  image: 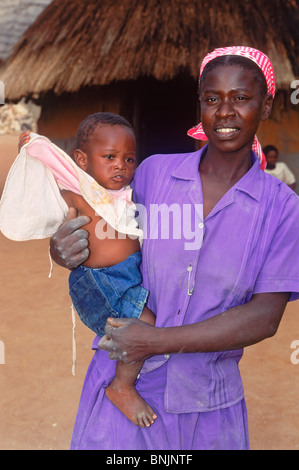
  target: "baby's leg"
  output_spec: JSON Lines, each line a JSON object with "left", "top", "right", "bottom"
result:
{"left": 105, "top": 307, "right": 157, "bottom": 427}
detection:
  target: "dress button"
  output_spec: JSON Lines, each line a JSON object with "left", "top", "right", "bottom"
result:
{"left": 164, "top": 354, "right": 170, "bottom": 359}
{"left": 198, "top": 222, "right": 204, "bottom": 229}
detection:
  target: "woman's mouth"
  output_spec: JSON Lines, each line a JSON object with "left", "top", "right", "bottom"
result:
{"left": 215, "top": 127, "right": 240, "bottom": 138}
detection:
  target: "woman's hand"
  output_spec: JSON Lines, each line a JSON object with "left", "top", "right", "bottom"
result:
{"left": 50, "top": 207, "right": 91, "bottom": 269}
{"left": 98, "top": 317, "right": 157, "bottom": 363}
{"left": 98, "top": 293, "right": 291, "bottom": 363}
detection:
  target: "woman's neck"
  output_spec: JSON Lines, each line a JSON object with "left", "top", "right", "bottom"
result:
{"left": 200, "top": 144, "right": 253, "bottom": 183}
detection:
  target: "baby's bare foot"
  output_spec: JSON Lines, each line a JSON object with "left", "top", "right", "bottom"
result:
{"left": 105, "top": 381, "right": 157, "bottom": 427}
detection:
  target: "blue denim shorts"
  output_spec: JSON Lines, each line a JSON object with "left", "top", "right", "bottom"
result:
{"left": 69, "top": 251, "right": 148, "bottom": 337}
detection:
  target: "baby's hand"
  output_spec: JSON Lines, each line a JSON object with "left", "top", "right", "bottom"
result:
{"left": 18, "top": 131, "right": 31, "bottom": 152}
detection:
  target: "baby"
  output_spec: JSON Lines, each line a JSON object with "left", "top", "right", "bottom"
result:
{"left": 16, "top": 113, "right": 157, "bottom": 428}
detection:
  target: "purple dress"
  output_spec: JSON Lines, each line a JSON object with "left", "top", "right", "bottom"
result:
{"left": 70, "top": 146, "right": 299, "bottom": 450}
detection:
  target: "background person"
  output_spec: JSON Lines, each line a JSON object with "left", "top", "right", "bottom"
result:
{"left": 263, "top": 144, "right": 296, "bottom": 190}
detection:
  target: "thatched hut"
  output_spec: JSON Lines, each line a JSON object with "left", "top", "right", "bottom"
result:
{"left": 1, "top": 0, "right": 299, "bottom": 170}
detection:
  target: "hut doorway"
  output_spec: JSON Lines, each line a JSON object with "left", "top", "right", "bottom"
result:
{"left": 126, "top": 76, "right": 199, "bottom": 162}
{"left": 37, "top": 76, "right": 199, "bottom": 163}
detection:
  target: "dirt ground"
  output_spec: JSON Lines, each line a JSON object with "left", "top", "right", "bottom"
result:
{"left": 0, "top": 135, "right": 298, "bottom": 450}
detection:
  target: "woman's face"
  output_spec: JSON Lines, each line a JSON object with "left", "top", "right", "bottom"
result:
{"left": 199, "top": 64, "right": 272, "bottom": 155}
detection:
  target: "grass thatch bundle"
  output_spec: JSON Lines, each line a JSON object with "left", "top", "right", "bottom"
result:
{"left": 1, "top": 0, "right": 299, "bottom": 100}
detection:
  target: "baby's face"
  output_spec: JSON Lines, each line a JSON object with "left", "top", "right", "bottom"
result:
{"left": 83, "top": 124, "right": 136, "bottom": 190}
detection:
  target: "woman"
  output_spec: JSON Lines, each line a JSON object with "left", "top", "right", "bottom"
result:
{"left": 50, "top": 47, "right": 299, "bottom": 450}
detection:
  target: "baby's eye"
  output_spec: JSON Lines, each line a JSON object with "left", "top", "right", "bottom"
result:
{"left": 126, "top": 157, "right": 136, "bottom": 163}
{"left": 104, "top": 154, "right": 114, "bottom": 160}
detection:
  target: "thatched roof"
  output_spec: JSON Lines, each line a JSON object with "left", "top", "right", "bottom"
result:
{"left": 0, "top": 0, "right": 51, "bottom": 62}
{"left": 1, "top": 0, "right": 299, "bottom": 101}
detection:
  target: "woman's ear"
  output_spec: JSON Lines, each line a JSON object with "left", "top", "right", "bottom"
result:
{"left": 261, "top": 93, "right": 274, "bottom": 121}
{"left": 73, "top": 149, "right": 88, "bottom": 170}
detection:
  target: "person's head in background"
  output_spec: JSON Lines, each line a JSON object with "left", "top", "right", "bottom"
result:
{"left": 263, "top": 144, "right": 278, "bottom": 170}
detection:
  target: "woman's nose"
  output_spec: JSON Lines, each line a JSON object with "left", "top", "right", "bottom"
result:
{"left": 216, "top": 101, "right": 237, "bottom": 119}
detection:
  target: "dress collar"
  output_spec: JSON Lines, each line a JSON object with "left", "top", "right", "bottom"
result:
{"left": 171, "top": 144, "right": 263, "bottom": 202}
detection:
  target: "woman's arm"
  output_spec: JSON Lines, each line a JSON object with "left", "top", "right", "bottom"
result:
{"left": 99, "top": 292, "right": 290, "bottom": 363}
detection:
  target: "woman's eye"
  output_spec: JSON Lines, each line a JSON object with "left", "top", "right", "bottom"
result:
{"left": 203, "top": 97, "right": 220, "bottom": 105}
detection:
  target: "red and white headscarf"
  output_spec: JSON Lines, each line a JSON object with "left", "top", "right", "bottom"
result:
{"left": 187, "top": 46, "right": 276, "bottom": 170}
